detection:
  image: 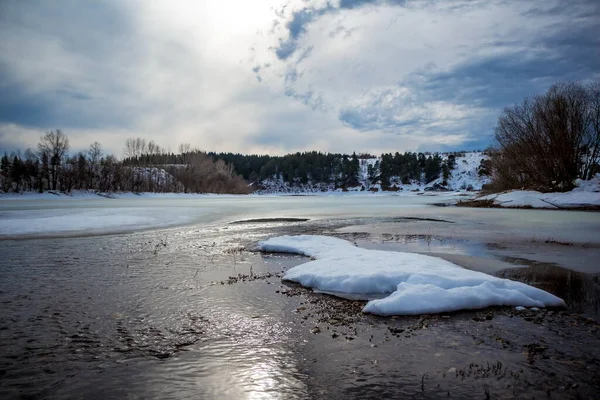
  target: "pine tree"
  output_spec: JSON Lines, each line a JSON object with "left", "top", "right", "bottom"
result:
{"left": 348, "top": 152, "right": 360, "bottom": 185}
{"left": 379, "top": 154, "right": 392, "bottom": 188}
{"left": 442, "top": 163, "right": 450, "bottom": 184}
{"left": 447, "top": 154, "right": 456, "bottom": 170}
{"left": 1, "top": 154, "right": 11, "bottom": 192}
{"left": 11, "top": 156, "right": 23, "bottom": 191}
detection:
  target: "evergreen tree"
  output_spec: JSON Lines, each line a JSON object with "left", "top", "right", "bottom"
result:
{"left": 442, "top": 163, "right": 450, "bottom": 184}
{"left": 11, "top": 156, "right": 23, "bottom": 191}
{"left": 447, "top": 154, "right": 456, "bottom": 169}
{"left": 424, "top": 154, "right": 442, "bottom": 183}
{"left": 348, "top": 152, "right": 360, "bottom": 185}
{"left": 1, "top": 154, "right": 11, "bottom": 191}
{"left": 379, "top": 154, "right": 392, "bottom": 188}
{"left": 78, "top": 154, "right": 88, "bottom": 189}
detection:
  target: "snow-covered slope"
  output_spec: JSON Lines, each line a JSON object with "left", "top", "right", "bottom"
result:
{"left": 256, "top": 177, "right": 337, "bottom": 194}
{"left": 445, "top": 152, "right": 490, "bottom": 191}
{"left": 256, "top": 152, "right": 489, "bottom": 194}
{"left": 359, "top": 157, "right": 379, "bottom": 188}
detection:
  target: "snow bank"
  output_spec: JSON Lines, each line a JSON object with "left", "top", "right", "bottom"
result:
{"left": 478, "top": 177, "right": 600, "bottom": 209}
{"left": 574, "top": 175, "right": 600, "bottom": 193}
{"left": 257, "top": 235, "right": 565, "bottom": 315}
{"left": 0, "top": 190, "right": 235, "bottom": 201}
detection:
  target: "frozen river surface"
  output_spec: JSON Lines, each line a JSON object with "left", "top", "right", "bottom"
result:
{"left": 1, "top": 193, "right": 599, "bottom": 246}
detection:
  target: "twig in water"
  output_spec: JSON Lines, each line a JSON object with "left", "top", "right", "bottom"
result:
{"left": 426, "top": 227, "right": 432, "bottom": 252}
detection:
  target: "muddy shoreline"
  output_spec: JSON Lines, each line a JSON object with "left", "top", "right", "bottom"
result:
{"left": 224, "top": 270, "right": 600, "bottom": 399}
{"left": 250, "top": 216, "right": 600, "bottom": 398}
{"left": 455, "top": 198, "right": 600, "bottom": 211}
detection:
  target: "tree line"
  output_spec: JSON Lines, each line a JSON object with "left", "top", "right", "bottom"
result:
{"left": 1, "top": 131, "right": 459, "bottom": 194}
{"left": 376, "top": 152, "right": 448, "bottom": 188}
{"left": 213, "top": 151, "right": 449, "bottom": 188}
{"left": 0, "top": 131, "right": 249, "bottom": 194}
{"left": 124, "top": 149, "right": 451, "bottom": 189}
{"left": 208, "top": 151, "right": 361, "bottom": 187}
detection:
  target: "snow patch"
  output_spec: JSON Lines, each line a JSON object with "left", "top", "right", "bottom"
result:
{"left": 0, "top": 208, "right": 196, "bottom": 237}
{"left": 258, "top": 235, "right": 565, "bottom": 315}
{"left": 478, "top": 178, "right": 600, "bottom": 209}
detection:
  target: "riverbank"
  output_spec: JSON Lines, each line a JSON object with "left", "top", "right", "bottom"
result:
{"left": 0, "top": 189, "right": 469, "bottom": 201}
{"left": 456, "top": 176, "right": 600, "bottom": 210}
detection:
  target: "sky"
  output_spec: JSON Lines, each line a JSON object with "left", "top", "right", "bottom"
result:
{"left": 1, "top": 0, "right": 599, "bottom": 157}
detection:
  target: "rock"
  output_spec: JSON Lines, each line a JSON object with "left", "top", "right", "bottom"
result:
{"left": 310, "top": 326, "right": 321, "bottom": 334}
{"left": 424, "top": 183, "right": 450, "bottom": 192}
{"left": 387, "top": 327, "right": 405, "bottom": 334}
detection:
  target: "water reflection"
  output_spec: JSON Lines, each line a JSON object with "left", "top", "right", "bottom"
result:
{"left": 0, "top": 221, "right": 314, "bottom": 399}
{"left": 497, "top": 263, "right": 600, "bottom": 314}
{"left": 2, "top": 197, "right": 600, "bottom": 398}
{"left": 350, "top": 234, "right": 489, "bottom": 257}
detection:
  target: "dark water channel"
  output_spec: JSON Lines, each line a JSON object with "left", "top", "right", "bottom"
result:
{"left": 1, "top": 218, "right": 599, "bottom": 399}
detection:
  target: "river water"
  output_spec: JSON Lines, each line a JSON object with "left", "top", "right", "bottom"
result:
{"left": 1, "top": 194, "right": 599, "bottom": 399}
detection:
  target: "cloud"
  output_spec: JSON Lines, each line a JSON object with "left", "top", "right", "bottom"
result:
{"left": 339, "top": 86, "right": 488, "bottom": 132}
{"left": 0, "top": 0, "right": 598, "bottom": 157}
{"left": 263, "top": 0, "right": 600, "bottom": 146}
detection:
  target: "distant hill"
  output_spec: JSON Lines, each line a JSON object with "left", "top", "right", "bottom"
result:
{"left": 252, "top": 151, "right": 490, "bottom": 194}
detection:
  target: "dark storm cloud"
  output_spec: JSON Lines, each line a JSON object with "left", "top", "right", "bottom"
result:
{"left": 0, "top": 0, "right": 138, "bottom": 130}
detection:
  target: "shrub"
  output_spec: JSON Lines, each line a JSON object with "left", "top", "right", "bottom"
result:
{"left": 490, "top": 81, "right": 600, "bottom": 192}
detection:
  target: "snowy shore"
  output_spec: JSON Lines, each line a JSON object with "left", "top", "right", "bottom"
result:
{"left": 0, "top": 190, "right": 233, "bottom": 201}
{"left": 459, "top": 176, "right": 600, "bottom": 210}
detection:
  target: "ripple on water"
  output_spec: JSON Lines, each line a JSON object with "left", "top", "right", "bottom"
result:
{"left": 2, "top": 215, "right": 599, "bottom": 399}
{"left": 0, "top": 224, "right": 314, "bottom": 399}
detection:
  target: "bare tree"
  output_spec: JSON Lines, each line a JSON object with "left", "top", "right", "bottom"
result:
{"left": 87, "top": 142, "right": 103, "bottom": 188}
{"left": 37, "top": 130, "right": 70, "bottom": 190}
{"left": 491, "top": 81, "right": 600, "bottom": 192}
{"left": 123, "top": 137, "right": 147, "bottom": 160}
{"left": 179, "top": 143, "right": 192, "bottom": 164}
{"left": 582, "top": 82, "right": 600, "bottom": 180}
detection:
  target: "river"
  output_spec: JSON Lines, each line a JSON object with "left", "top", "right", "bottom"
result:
{"left": 1, "top": 194, "right": 599, "bottom": 398}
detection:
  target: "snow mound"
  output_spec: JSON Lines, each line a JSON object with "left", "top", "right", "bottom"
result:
{"left": 574, "top": 174, "right": 600, "bottom": 193}
{"left": 257, "top": 235, "right": 565, "bottom": 315}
